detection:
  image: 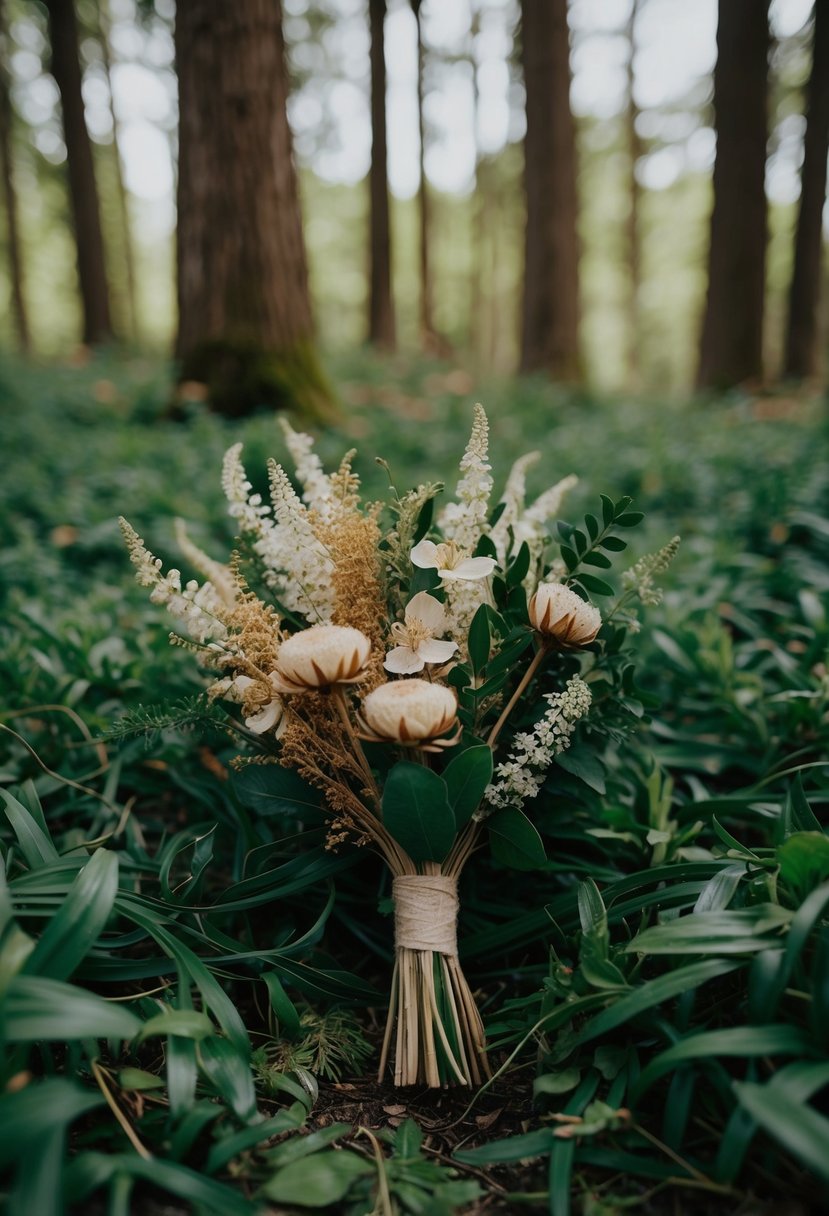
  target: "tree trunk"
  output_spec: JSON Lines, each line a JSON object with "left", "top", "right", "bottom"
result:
{"left": 411, "top": 0, "right": 436, "bottom": 349}
{"left": 175, "top": 0, "right": 334, "bottom": 420}
{"left": 783, "top": 0, "right": 829, "bottom": 381}
{"left": 696, "top": 0, "right": 769, "bottom": 390}
{"left": 0, "top": 0, "right": 30, "bottom": 352}
{"left": 45, "top": 0, "right": 113, "bottom": 345}
{"left": 368, "top": 0, "right": 395, "bottom": 350}
{"left": 98, "top": 0, "right": 139, "bottom": 343}
{"left": 625, "top": 0, "right": 642, "bottom": 387}
{"left": 519, "top": 0, "right": 582, "bottom": 381}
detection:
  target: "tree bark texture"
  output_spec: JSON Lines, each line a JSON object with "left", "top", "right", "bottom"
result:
{"left": 783, "top": 0, "right": 829, "bottom": 381}
{"left": 0, "top": 0, "right": 29, "bottom": 352}
{"left": 697, "top": 0, "right": 769, "bottom": 389}
{"left": 411, "top": 0, "right": 436, "bottom": 347}
{"left": 175, "top": 0, "right": 333, "bottom": 419}
{"left": 625, "top": 0, "right": 642, "bottom": 387}
{"left": 368, "top": 0, "right": 395, "bottom": 349}
{"left": 520, "top": 0, "right": 582, "bottom": 381}
{"left": 45, "top": 0, "right": 113, "bottom": 345}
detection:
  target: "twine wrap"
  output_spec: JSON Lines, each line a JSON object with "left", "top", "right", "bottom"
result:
{"left": 392, "top": 875, "right": 458, "bottom": 955}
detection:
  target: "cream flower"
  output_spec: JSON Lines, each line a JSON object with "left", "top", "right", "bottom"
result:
{"left": 359, "top": 679, "right": 460, "bottom": 750}
{"left": 229, "top": 674, "right": 286, "bottom": 736}
{"left": 529, "top": 582, "right": 602, "bottom": 647}
{"left": 385, "top": 592, "right": 458, "bottom": 675}
{"left": 410, "top": 539, "right": 496, "bottom": 583}
{"left": 273, "top": 624, "right": 372, "bottom": 692}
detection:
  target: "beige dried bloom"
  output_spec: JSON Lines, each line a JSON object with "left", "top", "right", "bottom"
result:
{"left": 359, "top": 679, "right": 459, "bottom": 749}
{"left": 529, "top": 583, "right": 602, "bottom": 647}
{"left": 273, "top": 625, "right": 372, "bottom": 692}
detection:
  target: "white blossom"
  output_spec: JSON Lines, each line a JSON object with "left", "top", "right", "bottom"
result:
{"left": 482, "top": 676, "right": 592, "bottom": 813}
{"left": 385, "top": 592, "right": 457, "bottom": 674}
{"left": 410, "top": 539, "right": 495, "bottom": 583}
{"left": 279, "top": 418, "right": 334, "bottom": 515}
{"left": 439, "top": 403, "right": 493, "bottom": 553}
{"left": 489, "top": 451, "right": 541, "bottom": 565}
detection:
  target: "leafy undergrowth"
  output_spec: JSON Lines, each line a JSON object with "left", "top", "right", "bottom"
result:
{"left": 1, "top": 351, "right": 828, "bottom": 1214}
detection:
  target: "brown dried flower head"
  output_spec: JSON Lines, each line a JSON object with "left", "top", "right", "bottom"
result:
{"left": 273, "top": 624, "right": 372, "bottom": 692}
{"left": 529, "top": 582, "right": 601, "bottom": 647}
{"left": 359, "top": 679, "right": 460, "bottom": 751}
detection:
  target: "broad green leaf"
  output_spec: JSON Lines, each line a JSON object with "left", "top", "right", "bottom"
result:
{"left": 265, "top": 1123, "right": 354, "bottom": 1168}
{"left": 118, "top": 1068, "right": 164, "bottom": 1092}
{"left": 0, "top": 790, "right": 59, "bottom": 869}
{"left": 0, "top": 1080, "right": 103, "bottom": 1169}
{"left": 383, "top": 762, "right": 455, "bottom": 863}
{"left": 199, "top": 1036, "right": 257, "bottom": 1122}
{"left": 634, "top": 1025, "right": 817, "bottom": 1100}
{"left": 3, "top": 974, "right": 141, "bottom": 1041}
{"left": 261, "top": 1150, "right": 372, "bottom": 1205}
{"left": 468, "top": 604, "right": 491, "bottom": 674}
{"left": 534, "top": 1069, "right": 581, "bottom": 1097}
{"left": 625, "top": 905, "right": 791, "bottom": 955}
{"left": 135, "top": 1008, "right": 214, "bottom": 1043}
{"left": 575, "top": 573, "right": 614, "bottom": 597}
{"left": 557, "top": 744, "right": 606, "bottom": 793}
{"left": 206, "top": 1109, "right": 307, "bottom": 1174}
{"left": 455, "top": 1127, "right": 554, "bottom": 1165}
{"left": 262, "top": 970, "right": 302, "bottom": 1039}
{"left": 231, "top": 766, "right": 325, "bottom": 819}
{"left": 67, "top": 1153, "right": 258, "bottom": 1215}
{"left": 23, "top": 850, "right": 118, "bottom": 981}
{"left": 488, "top": 807, "right": 546, "bottom": 870}
{"left": 734, "top": 1082, "right": 829, "bottom": 1183}
{"left": 442, "top": 746, "right": 492, "bottom": 828}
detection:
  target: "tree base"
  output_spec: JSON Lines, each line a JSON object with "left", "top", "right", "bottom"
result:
{"left": 175, "top": 338, "right": 339, "bottom": 424}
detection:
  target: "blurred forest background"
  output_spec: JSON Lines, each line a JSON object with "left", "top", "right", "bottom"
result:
{"left": 0, "top": 0, "right": 826, "bottom": 402}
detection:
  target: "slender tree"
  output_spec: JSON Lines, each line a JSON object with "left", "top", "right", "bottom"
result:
{"left": 97, "top": 0, "right": 139, "bottom": 342}
{"left": 697, "top": 0, "right": 769, "bottom": 389}
{"left": 410, "top": 0, "right": 436, "bottom": 348}
{"left": 368, "top": 0, "right": 395, "bottom": 349}
{"left": 44, "top": 0, "right": 113, "bottom": 345}
{"left": 783, "top": 0, "right": 829, "bottom": 381}
{"left": 624, "top": 0, "right": 642, "bottom": 386}
{"left": 175, "top": 0, "right": 333, "bottom": 418}
{"left": 0, "top": 0, "right": 29, "bottom": 352}
{"left": 519, "top": 0, "right": 582, "bottom": 380}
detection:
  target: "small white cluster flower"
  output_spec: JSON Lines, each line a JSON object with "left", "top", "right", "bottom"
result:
{"left": 278, "top": 418, "right": 334, "bottom": 516}
{"left": 439, "top": 403, "right": 493, "bottom": 554}
{"left": 482, "top": 676, "right": 592, "bottom": 813}
{"left": 221, "top": 443, "right": 285, "bottom": 577}
{"left": 622, "top": 535, "right": 680, "bottom": 607}
{"left": 119, "top": 518, "right": 228, "bottom": 644}
{"left": 267, "top": 461, "right": 335, "bottom": 622}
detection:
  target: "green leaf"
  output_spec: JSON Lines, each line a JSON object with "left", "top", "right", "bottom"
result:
{"left": 383, "top": 762, "right": 455, "bottom": 863}
{"left": 555, "top": 745, "right": 606, "bottom": 794}
{"left": 575, "top": 573, "right": 614, "bottom": 597}
{"left": 23, "top": 850, "right": 118, "bottom": 981}
{"left": 733, "top": 1082, "right": 829, "bottom": 1183}
{"left": 560, "top": 544, "right": 579, "bottom": 571}
{"left": 507, "top": 542, "right": 531, "bottom": 587}
{"left": 118, "top": 1068, "right": 164, "bottom": 1092}
{"left": 231, "top": 766, "right": 325, "bottom": 819}
{"left": 135, "top": 1009, "right": 214, "bottom": 1043}
{"left": 582, "top": 550, "right": 612, "bottom": 568}
{"left": 3, "top": 975, "right": 142, "bottom": 1042}
{"left": 199, "top": 1036, "right": 257, "bottom": 1122}
{"left": 442, "top": 746, "right": 493, "bottom": 829}
{"left": 455, "top": 1127, "right": 554, "bottom": 1165}
{"left": 0, "top": 790, "right": 59, "bottom": 869}
{"left": 206, "top": 1110, "right": 307, "bottom": 1174}
{"left": 261, "top": 1150, "right": 372, "bottom": 1206}
{"left": 262, "top": 970, "right": 302, "bottom": 1039}
{"left": 584, "top": 513, "right": 600, "bottom": 541}
{"left": 0, "top": 1080, "right": 103, "bottom": 1170}
{"left": 634, "top": 1026, "right": 817, "bottom": 1100}
{"left": 534, "top": 1069, "right": 581, "bottom": 1097}
{"left": 615, "top": 512, "right": 644, "bottom": 527}
{"left": 777, "top": 833, "right": 829, "bottom": 900}
{"left": 625, "top": 905, "right": 791, "bottom": 955}
{"left": 488, "top": 808, "right": 546, "bottom": 870}
{"left": 599, "top": 535, "right": 628, "bottom": 552}
{"left": 468, "top": 604, "right": 491, "bottom": 674}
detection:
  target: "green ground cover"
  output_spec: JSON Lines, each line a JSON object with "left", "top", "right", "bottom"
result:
{"left": 1, "top": 351, "right": 828, "bottom": 1214}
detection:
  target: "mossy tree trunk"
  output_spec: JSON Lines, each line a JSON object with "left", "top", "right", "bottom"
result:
{"left": 696, "top": 0, "right": 769, "bottom": 390}
{"left": 45, "top": 0, "right": 113, "bottom": 346}
{"left": 368, "top": 0, "right": 395, "bottom": 350}
{"left": 0, "top": 0, "right": 29, "bottom": 353}
{"left": 783, "top": 0, "right": 829, "bottom": 382}
{"left": 519, "top": 0, "right": 582, "bottom": 381}
{"left": 174, "top": 0, "right": 334, "bottom": 419}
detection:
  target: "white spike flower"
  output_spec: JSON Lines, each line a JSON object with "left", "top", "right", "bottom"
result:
{"left": 272, "top": 624, "right": 372, "bottom": 692}
{"left": 410, "top": 539, "right": 496, "bottom": 583}
{"left": 279, "top": 418, "right": 334, "bottom": 514}
{"left": 385, "top": 592, "right": 458, "bottom": 675}
{"left": 359, "top": 679, "right": 459, "bottom": 749}
{"left": 439, "top": 403, "right": 493, "bottom": 553}
{"left": 529, "top": 582, "right": 602, "bottom": 647}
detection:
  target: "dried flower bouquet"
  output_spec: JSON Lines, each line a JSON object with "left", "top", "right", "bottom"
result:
{"left": 121, "top": 406, "right": 677, "bottom": 1088}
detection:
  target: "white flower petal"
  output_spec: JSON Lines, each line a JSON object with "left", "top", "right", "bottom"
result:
{"left": 405, "top": 591, "right": 446, "bottom": 632}
{"left": 384, "top": 645, "right": 425, "bottom": 674}
{"left": 245, "top": 700, "right": 282, "bottom": 734}
{"left": 440, "top": 556, "right": 496, "bottom": 581}
{"left": 417, "top": 638, "right": 457, "bottom": 664}
{"left": 410, "top": 539, "right": 439, "bottom": 569}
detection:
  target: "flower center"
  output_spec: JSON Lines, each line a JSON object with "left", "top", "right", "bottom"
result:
{"left": 434, "top": 541, "right": 464, "bottom": 570}
{"left": 391, "top": 618, "right": 432, "bottom": 650}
